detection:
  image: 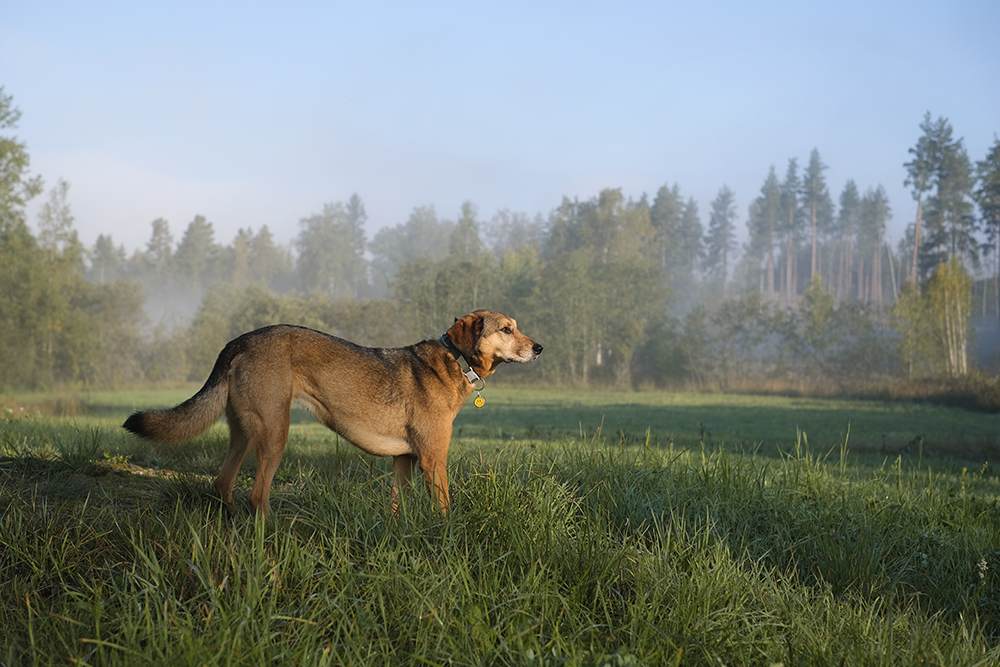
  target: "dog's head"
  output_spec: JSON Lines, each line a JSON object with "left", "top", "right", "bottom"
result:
{"left": 446, "top": 310, "right": 542, "bottom": 376}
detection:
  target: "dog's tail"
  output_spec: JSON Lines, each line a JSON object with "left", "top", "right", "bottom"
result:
{"left": 123, "top": 343, "right": 235, "bottom": 443}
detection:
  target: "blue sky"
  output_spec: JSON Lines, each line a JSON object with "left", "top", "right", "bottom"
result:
{"left": 2, "top": 1, "right": 998, "bottom": 254}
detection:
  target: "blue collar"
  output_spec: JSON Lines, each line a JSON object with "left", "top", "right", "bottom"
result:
{"left": 439, "top": 333, "right": 483, "bottom": 387}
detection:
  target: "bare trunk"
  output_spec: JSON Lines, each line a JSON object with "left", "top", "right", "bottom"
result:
{"left": 767, "top": 227, "right": 775, "bottom": 300}
{"left": 873, "top": 242, "right": 882, "bottom": 307}
{"left": 887, "top": 238, "right": 898, "bottom": 302}
{"left": 811, "top": 200, "right": 818, "bottom": 280}
{"left": 911, "top": 196, "right": 923, "bottom": 289}
{"left": 786, "top": 231, "right": 794, "bottom": 304}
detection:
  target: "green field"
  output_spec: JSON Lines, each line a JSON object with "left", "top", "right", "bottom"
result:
{"left": 2, "top": 388, "right": 1000, "bottom": 665}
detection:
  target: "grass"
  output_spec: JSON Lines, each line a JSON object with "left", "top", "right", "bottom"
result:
{"left": 2, "top": 388, "right": 1000, "bottom": 665}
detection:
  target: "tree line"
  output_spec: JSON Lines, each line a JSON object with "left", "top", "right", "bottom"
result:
{"left": 2, "top": 86, "right": 999, "bottom": 394}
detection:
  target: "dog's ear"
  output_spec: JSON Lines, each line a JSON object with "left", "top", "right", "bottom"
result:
{"left": 447, "top": 312, "right": 483, "bottom": 355}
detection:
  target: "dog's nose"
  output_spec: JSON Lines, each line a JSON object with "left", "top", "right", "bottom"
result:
{"left": 533, "top": 343, "right": 543, "bottom": 354}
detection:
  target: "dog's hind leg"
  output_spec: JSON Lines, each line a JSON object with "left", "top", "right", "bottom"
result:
{"left": 391, "top": 453, "right": 418, "bottom": 514}
{"left": 246, "top": 407, "right": 292, "bottom": 516}
{"left": 214, "top": 405, "right": 252, "bottom": 508}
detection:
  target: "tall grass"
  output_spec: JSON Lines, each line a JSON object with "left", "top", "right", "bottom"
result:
{"left": 2, "top": 407, "right": 1000, "bottom": 665}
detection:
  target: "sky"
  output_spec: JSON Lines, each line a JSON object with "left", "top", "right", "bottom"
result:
{"left": 2, "top": 0, "right": 998, "bottom": 255}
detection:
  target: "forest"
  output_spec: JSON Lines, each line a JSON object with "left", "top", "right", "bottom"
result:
{"left": 2, "top": 88, "right": 1000, "bottom": 401}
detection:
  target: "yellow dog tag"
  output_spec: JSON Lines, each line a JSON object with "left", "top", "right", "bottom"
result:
{"left": 473, "top": 394, "right": 485, "bottom": 408}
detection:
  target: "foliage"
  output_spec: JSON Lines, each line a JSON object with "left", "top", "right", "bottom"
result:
{"left": 702, "top": 185, "right": 738, "bottom": 298}
{"left": 296, "top": 196, "right": 369, "bottom": 299}
{"left": 0, "top": 86, "right": 44, "bottom": 227}
{"left": 534, "top": 189, "right": 666, "bottom": 386}
{"left": 975, "top": 136, "right": 1000, "bottom": 324}
{"left": 906, "top": 113, "right": 978, "bottom": 279}
{"left": 893, "top": 260, "right": 974, "bottom": 380}
{"left": 2, "top": 90, "right": 999, "bottom": 393}
{"left": 925, "top": 258, "right": 974, "bottom": 377}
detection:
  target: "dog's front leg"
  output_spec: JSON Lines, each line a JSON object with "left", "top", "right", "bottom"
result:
{"left": 391, "top": 454, "right": 418, "bottom": 515}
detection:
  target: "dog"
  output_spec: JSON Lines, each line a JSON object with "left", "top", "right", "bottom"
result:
{"left": 123, "top": 310, "right": 542, "bottom": 515}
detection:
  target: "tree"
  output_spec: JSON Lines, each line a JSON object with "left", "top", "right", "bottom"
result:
{"left": 925, "top": 258, "right": 973, "bottom": 377}
{"left": 0, "top": 87, "right": 43, "bottom": 230}
{"left": 484, "top": 208, "right": 543, "bottom": 260}
{"left": 974, "top": 136, "right": 1000, "bottom": 324}
{"left": 779, "top": 158, "right": 803, "bottom": 304}
{"left": 296, "top": 197, "right": 369, "bottom": 298}
{"left": 449, "top": 201, "right": 484, "bottom": 260}
{"left": 0, "top": 211, "right": 46, "bottom": 389}
{"left": 172, "top": 215, "right": 217, "bottom": 291}
{"left": 904, "top": 112, "right": 940, "bottom": 286}
{"left": 649, "top": 183, "right": 683, "bottom": 278}
{"left": 0, "top": 91, "right": 48, "bottom": 388}
{"left": 922, "top": 121, "right": 976, "bottom": 268}
{"left": 892, "top": 280, "right": 935, "bottom": 378}
{"left": 835, "top": 181, "right": 860, "bottom": 300}
{"left": 35, "top": 179, "right": 88, "bottom": 383}
{"left": 144, "top": 217, "right": 174, "bottom": 277}
{"left": 369, "top": 205, "right": 452, "bottom": 296}
{"left": 89, "top": 233, "right": 127, "bottom": 284}
{"left": 703, "top": 185, "right": 738, "bottom": 297}
{"left": 535, "top": 189, "right": 664, "bottom": 386}
{"left": 801, "top": 149, "right": 832, "bottom": 281}
{"left": 905, "top": 114, "right": 976, "bottom": 281}
{"left": 857, "top": 185, "right": 892, "bottom": 305}
{"left": 249, "top": 225, "right": 293, "bottom": 291}
{"left": 228, "top": 227, "right": 253, "bottom": 287}
{"left": 892, "top": 257, "right": 973, "bottom": 378}
{"left": 747, "top": 167, "right": 781, "bottom": 299}
{"left": 678, "top": 197, "right": 703, "bottom": 283}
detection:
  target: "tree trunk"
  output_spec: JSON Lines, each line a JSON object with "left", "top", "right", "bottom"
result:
{"left": 786, "top": 231, "right": 794, "bottom": 304}
{"left": 811, "top": 200, "right": 818, "bottom": 280}
{"left": 911, "top": 196, "right": 923, "bottom": 288}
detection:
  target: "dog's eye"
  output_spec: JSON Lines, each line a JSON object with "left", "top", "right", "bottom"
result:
{"left": 500, "top": 327, "right": 512, "bottom": 334}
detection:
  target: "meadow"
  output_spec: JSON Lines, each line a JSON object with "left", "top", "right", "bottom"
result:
{"left": 2, "top": 387, "right": 1000, "bottom": 666}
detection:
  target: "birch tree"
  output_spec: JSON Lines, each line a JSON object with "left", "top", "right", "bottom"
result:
{"left": 925, "top": 258, "right": 972, "bottom": 376}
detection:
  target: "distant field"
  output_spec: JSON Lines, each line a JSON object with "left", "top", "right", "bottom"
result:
{"left": 3, "top": 387, "right": 1000, "bottom": 664}
{"left": 6, "top": 385, "right": 999, "bottom": 459}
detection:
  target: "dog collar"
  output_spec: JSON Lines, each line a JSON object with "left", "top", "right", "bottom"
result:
{"left": 439, "top": 333, "right": 487, "bottom": 408}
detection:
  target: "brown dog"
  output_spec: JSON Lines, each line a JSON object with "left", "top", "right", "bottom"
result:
{"left": 123, "top": 310, "right": 542, "bottom": 515}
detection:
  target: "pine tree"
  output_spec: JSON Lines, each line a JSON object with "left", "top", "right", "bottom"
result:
{"left": 144, "top": 218, "right": 174, "bottom": 277}
{"left": 679, "top": 197, "right": 703, "bottom": 282}
{"left": 922, "top": 120, "right": 976, "bottom": 268}
{"left": 449, "top": 201, "right": 484, "bottom": 260}
{"left": 90, "top": 234, "right": 126, "bottom": 284}
{"left": 974, "top": 136, "right": 1000, "bottom": 324}
{"left": 858, "top": 186, "right": 892, "bottom": 305}
{"left": 249, "top": 225, "right": 292, "bottom": 291}
{"left": 748, "top": 167, "right": 781, "bottom": 300}
{"left": 904, "top": 112, "right": 939, "bottom": 286}
{"left": 173, "top": 215, "right": 216, "bottom": 291}
{"left": 649, "top": 184, "right": 683, "bottom": 281}
{"left": 836, "top": 181, "right": 860, "bottom": 300}
{"left": 780, "top": 159, "right": 803, "bottom": 303}
{"left": 801, "top": 149, "right": 832, "bottom": 282}
{"left": 704, "top": 185, "right": 738, "bottom": 297}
